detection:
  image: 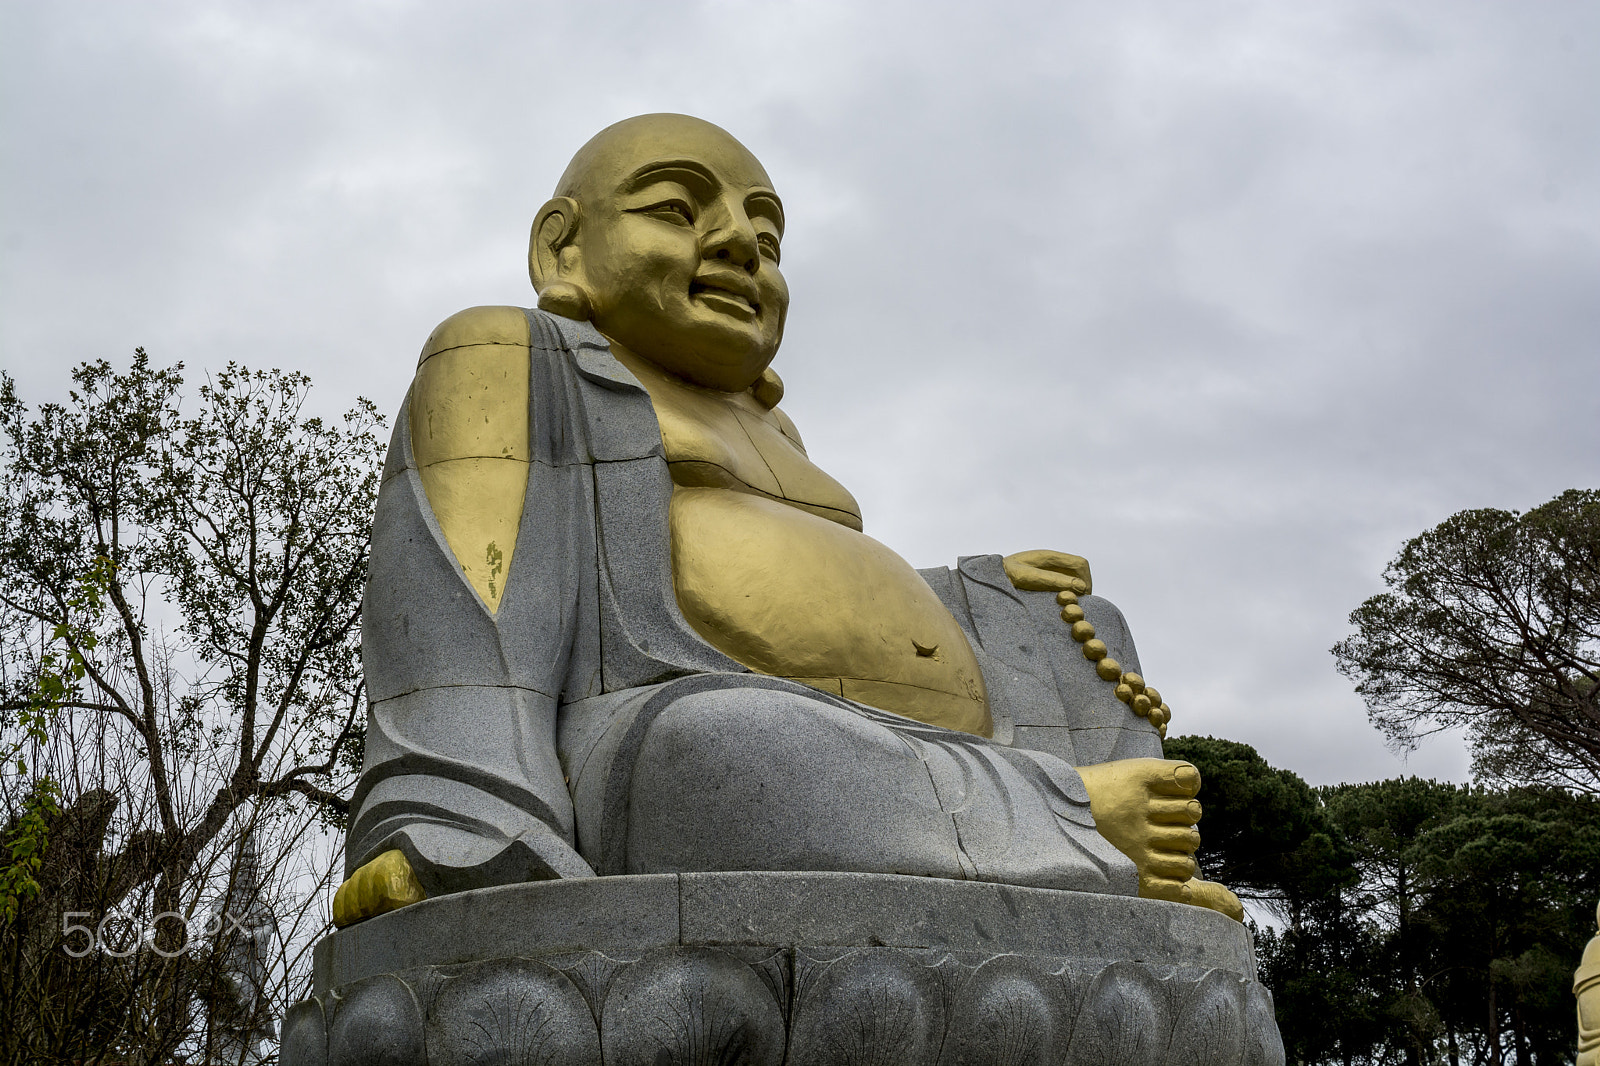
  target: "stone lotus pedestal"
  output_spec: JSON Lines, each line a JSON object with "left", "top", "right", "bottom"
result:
{"left": 281, "top": 871, "right": 1284, "bottom": 1066}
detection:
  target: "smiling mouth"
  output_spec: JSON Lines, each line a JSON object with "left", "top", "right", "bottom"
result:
{"left": 690, "top": 279, "right": 760, "bottom": 317}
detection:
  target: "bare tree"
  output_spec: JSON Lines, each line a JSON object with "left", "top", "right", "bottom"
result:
{"left": 1333, "top": 489, "right": 1600, "bottom": 792}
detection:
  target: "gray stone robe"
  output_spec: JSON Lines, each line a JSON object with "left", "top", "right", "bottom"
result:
{"left": 349, "top": 308, "right": 1161, "bottom": 899}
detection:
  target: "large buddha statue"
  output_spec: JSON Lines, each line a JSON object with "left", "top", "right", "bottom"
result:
{"left": 332, "top": 113, "right": 1242, "bottom": 928}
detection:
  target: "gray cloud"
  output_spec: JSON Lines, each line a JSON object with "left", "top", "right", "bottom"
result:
{"left": 3, "top": 0, "right": 1595, "bottom": 785}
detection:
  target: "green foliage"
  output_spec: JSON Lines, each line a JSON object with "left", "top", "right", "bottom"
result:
{"left": 1333, "top": 488, "right": 1600, "bottom": 791}
{"left": 0, "top": 780, "right": 58, "bottom": 923}
{"left": 1407, "top": 787, "right": 1600, "bottom": 1063}
{"left": 1256, "top": 907, "right": 1390, "bottom": 1064}
{"left": 1187, "top": 739, "right": 1600, "bottom": 1064}
{"left": 0, "top": 555, "right": 112, "bottom": 921}
{"left": 1285, "top": 488, "right": 1600, "bottom": 1060}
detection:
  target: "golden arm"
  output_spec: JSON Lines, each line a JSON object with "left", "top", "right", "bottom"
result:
{"left": 409, "top": 305, "right": 532, "bottom": 613}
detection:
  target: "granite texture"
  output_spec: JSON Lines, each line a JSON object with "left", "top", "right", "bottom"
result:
{"left": 289, "top": 872, "right": 1282, "bottom": 1066}
{"left": 556, "top": 673, "right": 1137, "bottom": 893}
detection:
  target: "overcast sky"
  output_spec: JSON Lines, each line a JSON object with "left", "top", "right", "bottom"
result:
{"left": 3, "top": 1, "right": 1595, "bottom": 787}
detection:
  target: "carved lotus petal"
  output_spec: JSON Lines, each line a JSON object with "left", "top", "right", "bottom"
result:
{"left": 1163, "top": 969, "right": 1245, "bottom": 1066}
{"left": 327, "top": 974, "right": 425, "bottom": 1066}
{"left": 1241, "top": 980, "right": 1287, "bottom": 1066}
{"left": 1063, "top": 961, "right": 1172, "bottom": 1066}
{"left": 426, "top": 956, "right": 598, "bottom": 1066}
{"left": 789, "top": 949, "right": 944, "bottom": 1066}
{"left": 601, "top": 946, "right": 785, "bottom": 1066}
{"left": 279, "top": 996, "right": 328, "bottom": 1066}
{"left": 940, "top": 956, "right": 1061, "bottom": 1066}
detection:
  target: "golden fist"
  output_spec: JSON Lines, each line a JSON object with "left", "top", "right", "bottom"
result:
{"left": 331, "top": 849, "right": 427, "bottom": 928}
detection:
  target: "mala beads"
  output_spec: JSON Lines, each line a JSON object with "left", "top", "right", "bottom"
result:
{"left": 1057, "top": 590, "right": 1172, "bottom": 738}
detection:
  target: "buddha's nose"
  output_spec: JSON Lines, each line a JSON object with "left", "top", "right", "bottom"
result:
{"left": 702, "top": 211, "right": 760, "bottom": 273}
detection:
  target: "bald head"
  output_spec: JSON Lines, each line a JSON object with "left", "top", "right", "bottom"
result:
{"left": 555, "top": 114, "right": 778, "bottom": 223}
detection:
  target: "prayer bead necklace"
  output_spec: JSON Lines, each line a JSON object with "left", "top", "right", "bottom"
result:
{"left": 1057, "top": 591, "right": 1173, "bottom": 738}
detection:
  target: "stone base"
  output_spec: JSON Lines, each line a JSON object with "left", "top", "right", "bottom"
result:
{"left": 282, "top": 872, "right": 1284, "bottom": 1066}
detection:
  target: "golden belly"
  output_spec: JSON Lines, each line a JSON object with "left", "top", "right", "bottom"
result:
{"left": 669, "top": 486, "right": 993, "bottom": 737}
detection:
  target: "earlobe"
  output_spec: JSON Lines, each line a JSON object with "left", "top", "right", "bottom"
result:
{"left": 537, "top": 281, "right": 593, "bottom": 321}
{"left": 528, "top": 197, "right": 594, "bottom": 320}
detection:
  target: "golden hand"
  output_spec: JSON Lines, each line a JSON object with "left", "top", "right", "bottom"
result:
{"left": 1002, "top": 549, "right": 1092, "bottom": 596}
{"left": 1078, "top": 758, "right": 1243, "bottom": 922}
{"left": 331, "top": 849, "right": 427, "bottom": 928}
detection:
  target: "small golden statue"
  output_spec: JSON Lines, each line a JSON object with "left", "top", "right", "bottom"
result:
{"left": 1577, "top": 902, "right": 1600, "bottom": 1066}
{"left": 333, "top": 114, "right": 1241, "bottom": 928}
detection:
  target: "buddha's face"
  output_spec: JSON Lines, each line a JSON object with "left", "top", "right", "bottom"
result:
{"left": 542, "top": 116, "right": 789, "bottom": 392}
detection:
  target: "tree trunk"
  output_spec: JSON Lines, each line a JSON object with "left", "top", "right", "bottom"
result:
{"left": 1487, "top": 981, "right": 1500, "bottom": 1066}
{"left": 1510, "top": 1003, "right": 1530, "bottom": 1066}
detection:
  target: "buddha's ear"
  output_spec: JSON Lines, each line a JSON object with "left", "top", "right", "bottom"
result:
{"left": 529, "top": 197, "right": 593, "bottom": 321}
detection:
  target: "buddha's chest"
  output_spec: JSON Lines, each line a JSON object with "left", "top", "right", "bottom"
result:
{"left": 635, "top": 369, "right": 862, "bottom": 525}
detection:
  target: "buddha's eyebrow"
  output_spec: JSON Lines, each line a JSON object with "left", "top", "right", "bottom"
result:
{"left": 746, "top": 191, "right": 785, "bottom": 236}
{"left": 623, "top": 161, "right": 785, "bottom": 233}
{"left": 621, "top": 160, "right": 718, "bottom": 197}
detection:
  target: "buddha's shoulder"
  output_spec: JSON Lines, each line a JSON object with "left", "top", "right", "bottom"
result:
{"left": 417, "top": 305, "right": 531, "bottom": 367}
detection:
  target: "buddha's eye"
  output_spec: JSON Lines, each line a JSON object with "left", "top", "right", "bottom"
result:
{"left": 757, "top": 233, "right": 781, "bottom": 263}
{"left": 644, "top": 199, "right": 695, "bottom": 224}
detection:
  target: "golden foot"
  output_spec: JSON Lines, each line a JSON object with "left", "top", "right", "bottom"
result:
{"left": 1079, "top": 758, "right": 1202, "bottom": 883}
{"left": 1078, "top": 758, "right": 1244, "bottom": 923}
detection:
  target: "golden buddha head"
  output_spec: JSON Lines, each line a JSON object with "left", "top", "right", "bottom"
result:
{"left": 530, "top": 114, "right": 788, "bottom": 393}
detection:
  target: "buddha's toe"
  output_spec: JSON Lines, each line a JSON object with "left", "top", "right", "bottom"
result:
{"left": 1185, "top": 878, "right": 1245, "bottom": 923}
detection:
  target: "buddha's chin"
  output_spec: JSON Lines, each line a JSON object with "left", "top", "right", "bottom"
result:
{"left": 666, "top": 350, "right": 773, "bottom": 393}
{"left": 628, "top": 326, "right": 779, "bottom": 392}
